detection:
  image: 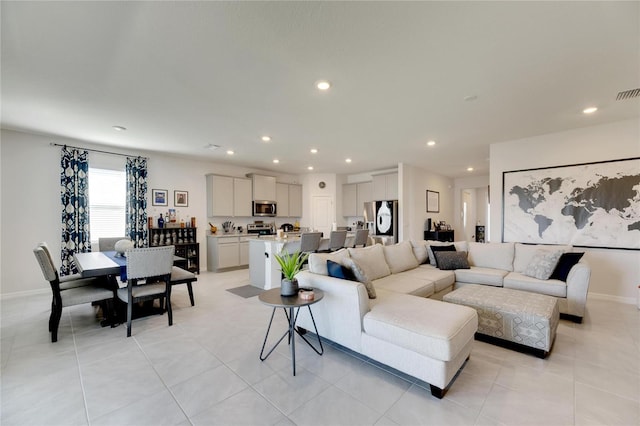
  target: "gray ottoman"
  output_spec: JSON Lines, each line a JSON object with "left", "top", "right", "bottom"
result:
{"left": 443, "top": 284, "right": 559, "bottom": 358}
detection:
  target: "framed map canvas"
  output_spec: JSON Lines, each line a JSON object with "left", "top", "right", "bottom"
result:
{"left": 502, "top": 158, "right": 640, "bottom": 250}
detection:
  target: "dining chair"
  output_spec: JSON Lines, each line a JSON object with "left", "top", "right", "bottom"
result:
{"left": 318, "top": 230, "right": 347, "bottom": 253}
{"left": 33, "top": 246, "right": 115, "bottom": 342}
{"left": 352, "top": 229, "right": 370, "bottom": 248}
{"left": 300, "top": 232, "right": 323, "bottom": 254}
{"left": 98, "top": 237, "right": 129, "bottom": 252}
{"left": 169, "top": 266, "right": 197, "bottom": 306}
{"left": 117, "top": 246, "right": 175, "bottom": 337}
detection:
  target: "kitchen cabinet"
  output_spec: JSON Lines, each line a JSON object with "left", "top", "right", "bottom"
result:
{"left": 276, "top": 182, "right": 303, "bottom": 217}
{"left": 251, "top": 174, "right": 277, "bottom": 201}
{"left": 206, "top": 174, "right": 252, "bottom": 217}
{"left": 342, "top": 181, "right": 372, "bottom": 217}
{"left": 372, "top": 172, "right": 398, "bottom": 200}
{"left": 207, "top": 234, "right": 252, "bottom": 272}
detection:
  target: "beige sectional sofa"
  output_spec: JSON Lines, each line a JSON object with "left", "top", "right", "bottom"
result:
{"left": 295, "top": 240, "right": 591, "bottom": 397}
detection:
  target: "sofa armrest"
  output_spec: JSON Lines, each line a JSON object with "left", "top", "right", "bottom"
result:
{"left": 565, "top": 261, "right": 591, "bottom": 318}
{"left": 296, "top": 270, "right": 370, "bottom": 353}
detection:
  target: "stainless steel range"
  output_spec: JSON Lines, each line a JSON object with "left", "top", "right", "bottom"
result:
{"left": 247, "top": 222, "right": 275, "bottom": 235}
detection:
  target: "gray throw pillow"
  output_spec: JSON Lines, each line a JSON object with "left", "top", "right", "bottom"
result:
{"left": 523, "top": 249, "right": 563, "bottom": 280}
{"left": 434, "top": 251, "right": 470, "bottom": 270}
{"left": 342, "top": 257, "right": 376, "bottom": 299}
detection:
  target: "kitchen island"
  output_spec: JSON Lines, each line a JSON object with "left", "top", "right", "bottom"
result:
{"left": 249, "top": 236, "right": 304, "bottom": 289}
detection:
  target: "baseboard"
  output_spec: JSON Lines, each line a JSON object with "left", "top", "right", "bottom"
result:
{"left": 0, "top": 287, "right": 49, "bottom": 300}
{"left": 588, "top": 291, "right": 636, "bottom": 306}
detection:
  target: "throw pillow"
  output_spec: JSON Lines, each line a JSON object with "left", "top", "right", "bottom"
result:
{"left": 550, "top": 252, "right": 585, "bottom": 281}
{"left": 343, "top": 257, "right": 377, "bottom": 299}
{"left": 308, "top": 249, "right": 350, "bottom": 276}
{"left": 429, "top": 245, "right": 456, "bottom": 267}
{"left": 434, "top": 251, "right": 470, "bottom": 270}
{"left": 523, "top": 249, "right": 563, "bottom": 280}
{"left": 327, "top": 260, "right": 356, "bottom": 281}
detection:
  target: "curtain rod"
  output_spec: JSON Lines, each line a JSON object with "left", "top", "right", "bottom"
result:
{"left": 50, "top": 143, "right": 149, "bottom": 160}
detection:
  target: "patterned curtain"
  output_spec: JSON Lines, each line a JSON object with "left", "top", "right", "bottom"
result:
{"left": 60, "top": 146, "right": 91, "bottom": 275}
{"left": 126, "top": 157, "right": 148, "bottom": 248}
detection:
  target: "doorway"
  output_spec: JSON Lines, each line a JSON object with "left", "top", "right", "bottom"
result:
{"left": 311, "top": 196, "right": 333, "bottom": 238}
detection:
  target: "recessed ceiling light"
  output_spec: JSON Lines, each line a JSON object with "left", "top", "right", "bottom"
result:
{"left": 273, "top": 159, "right": 279, "bottom": 164}
{"left": 467, "top": 167, "right": 474, "bottom": 172}
{"left": 261, "top": 136, "right": 271, "bottom": 142}
{"left": 583, "top": 106, "right": 598, "bottom": 114}
{"left": 345, "top": 158, "right": 352, "bottom": 163}
{"left": 427, "top": 140, "right": 436, "bottom": 146}
{"left": 112, "top": 126, "right": 127, "bottom": 131}
{"left": 307, "top": 166, "right": 314, "bottom": 171}
{"left": 226, "top": 150, "right": 234, "bottom": 155}
{"left": 310, "top": 148, "right": 318, "bottom": 154}
{"left": 316, "top": 80, "right": 331, "bottom": 91}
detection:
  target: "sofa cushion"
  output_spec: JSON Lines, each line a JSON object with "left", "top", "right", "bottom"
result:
{"left": 523, "top": 249, "right": 563, "bottom": 280}
{"left": 342, "top": 257, "right": 376, "bottom": 299}
{"left": 513, "top": 243, "right": 573, "bottom": 273}
{"left": 348, "top": 244, "right": 391, "bottom": 281}
{"left": 410, "top": 240, "right": 429, "bottom": 264}
{"left": 373, "top": 274, "right": 434, "bottom": 298}
{"left": 454, "top": 266, "right": 508, "bottom": 286}
{"left": 435, "top": 251, "right": 470, "bottom": 270}
{"left": 383, "top": 241, "right": 420, "bottom": 274}
{"left": 327, "top": 260, "right": 356, "bottom": 281}
{"left": 550, "top": 252, "right": 584, "bottom": 281}
{"left": 504, "top": 272, "right": 567, "bottom": 298}
{"left": 404, "top": 265, "right": 455, "bottom": 293}
{"left": 363, "top": 291, "right": 478, "bottom": 362}
{"left": 467, "top": 242, "right": 515, "bottom": 271}
{"left": 308, "top": 249, "right": 350, "bottom": 276}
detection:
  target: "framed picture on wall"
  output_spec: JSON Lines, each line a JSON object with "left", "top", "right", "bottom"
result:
{"left": 426, "top": 190, "right": 440, "bottom": 213}
{"left": 152, "top": 189, "right": 168, "bottom": 206}
{"left": 174, "top": 190, "right": 188, "bottom": 207}
{"left": 502, "top": 157, "right": 640, "bottom": 249}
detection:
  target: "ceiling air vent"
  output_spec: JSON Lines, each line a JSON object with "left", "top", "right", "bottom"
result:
{"left": 616, "top": 88, "right": 640, "bottom": 100}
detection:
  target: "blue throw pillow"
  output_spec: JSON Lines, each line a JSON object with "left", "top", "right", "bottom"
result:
{"left": 550, "top": 252, "right": 584, "bottom": 281}
{"left": 327, "top": 260, "right": 356, "bottom": 281}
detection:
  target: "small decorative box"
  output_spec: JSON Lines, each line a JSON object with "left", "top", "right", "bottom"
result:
{"left": 299, "top": 290, "right": 315, "bottom": 301}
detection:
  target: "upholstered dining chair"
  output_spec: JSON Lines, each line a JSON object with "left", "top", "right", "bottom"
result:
{"left": 98, "top": 237, "right": 130, "bottom": 252}
{"left": 352, "top": 229, "right": 370, "bottom": 248}
{"left": 169, "top": 266, "right": 197, "bottom": 307}
{"left": 33, "top": 245, "right": 115, "bottom": 342}
{"left": 299, "top": 232, "right": 323, "bottom": 269}
{"left": 117, "top": 246, "right": 175, "bottom": 337}
{"left": 318, "top": 230, "right": 347, "bottom": 253}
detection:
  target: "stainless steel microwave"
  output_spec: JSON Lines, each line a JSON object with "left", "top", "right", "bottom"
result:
{"left": 252, "top": 201, "right": 277, "bottom": 217}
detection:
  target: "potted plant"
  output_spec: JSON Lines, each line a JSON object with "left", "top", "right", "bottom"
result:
{"left": 274, "top": 251, "right": 309, "bottom": 296}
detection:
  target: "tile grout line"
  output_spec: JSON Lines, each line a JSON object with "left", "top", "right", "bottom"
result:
{"left": 70, "top": 310, "right": 92, "bottom": 426}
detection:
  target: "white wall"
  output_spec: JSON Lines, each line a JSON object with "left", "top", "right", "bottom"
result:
{"left": 0, "top": 129, "right": 300, "bottom": 297}
{"left": 489, "top": 119, "right": 640, "bottom": 303}
{"left": 399, "top": 163, "right": 455, "bottom": 242}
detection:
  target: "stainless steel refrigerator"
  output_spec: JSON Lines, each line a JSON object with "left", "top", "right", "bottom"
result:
{"left": 364, "top": 200, "right": 398, "bottom": 244}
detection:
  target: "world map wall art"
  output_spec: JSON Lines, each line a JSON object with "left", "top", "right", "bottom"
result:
{"left": 502, "top": 157, "right": 640, "bottom": 250}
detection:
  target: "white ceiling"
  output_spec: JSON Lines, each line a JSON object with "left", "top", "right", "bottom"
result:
{"left": 2, "top": 1, "right": 639, "bottom": 178}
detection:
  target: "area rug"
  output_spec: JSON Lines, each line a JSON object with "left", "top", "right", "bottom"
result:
{"left": 226, "top": 284, "right": 264, "bottom": 298}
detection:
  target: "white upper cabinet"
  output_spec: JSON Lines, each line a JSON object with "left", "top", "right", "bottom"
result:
{"left": 251, "top": 174, "right": 277, "bottom": 201}
{"left": 233, "top": 177, "right": 252, "bottom": 217}
{"left": 207, "top": 174, "right": 253, "bottom": 217}
{"left": 372, "top": 172, "right": 398, "bottom": 200}
{"left": 342, "top": 181, "right": 372, "bottom": 217}
{"left": 276, "top": 182, "right": 303, "bottom": 217}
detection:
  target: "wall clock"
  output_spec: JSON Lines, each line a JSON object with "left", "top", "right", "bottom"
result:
{"left": 318, "top": 181, "right": 326, "bottom": 189}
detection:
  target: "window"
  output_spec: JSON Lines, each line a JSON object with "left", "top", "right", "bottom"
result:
{"left": 89, "top": 168, "right": 126, "bottom": 245}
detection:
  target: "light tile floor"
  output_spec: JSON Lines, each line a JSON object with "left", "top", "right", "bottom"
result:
{"left": 1, "top": 269, "right": 639, "bottom": 426}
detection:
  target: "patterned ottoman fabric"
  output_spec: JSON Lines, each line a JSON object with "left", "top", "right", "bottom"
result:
{"left": 443, "top": 284, "right": 559, "bottom": 355}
